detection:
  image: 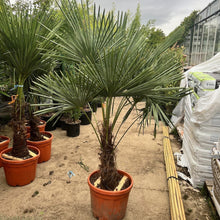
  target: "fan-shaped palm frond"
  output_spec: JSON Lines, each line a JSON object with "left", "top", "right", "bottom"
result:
{"left": 51, "top": 0, "right": 128, "bottom": 64}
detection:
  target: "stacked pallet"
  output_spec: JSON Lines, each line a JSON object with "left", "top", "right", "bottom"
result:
{"left": 182, "top": 71, "right": 220, "bottom": 187}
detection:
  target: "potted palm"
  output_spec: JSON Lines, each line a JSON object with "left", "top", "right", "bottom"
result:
{"left": 26, "top": 110, "right": 53, "bottom": 163}
{"left": 0, "top": 2, "right": 56, "bottom": 186}
{"left": 31, "top": 0, "right": 189, "bottom": 219}
{"left": 65, "top": 109, "right": 81, "bottom": 137}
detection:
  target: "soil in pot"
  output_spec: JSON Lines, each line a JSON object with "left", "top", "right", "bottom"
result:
{"left": 80, "top": 109, "right": 92, "bottom": 125}
{"left": 66, "top": 120, "right": 81, "bottom": 137}
{"left": 88, "top": 170, "right": 133, "bottom": 220}
{"left": 0, "top": 136, "right": 10, "bottom": 168}
{"left": 27, "top": 132, "right": 53, "bottom": 163}
{"left": 0, "top": 146, "right": 40, "bottom": 186}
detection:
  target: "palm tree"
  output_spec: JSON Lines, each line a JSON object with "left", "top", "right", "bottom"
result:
{"left": 31, "top": 0, "right": 189, "bottom": 190}
{"left": 0, "top": 1, "right": 56, "bottom": 157}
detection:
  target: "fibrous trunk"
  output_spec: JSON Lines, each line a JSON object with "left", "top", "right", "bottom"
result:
{"left": 29, "top": 114, "right": 42, "bottom": 141}
{"left": 11, "top": 100, "right": 29, "bottom": 158}
{"left": 99, "top": 123, "right": 121, "bottom": 190}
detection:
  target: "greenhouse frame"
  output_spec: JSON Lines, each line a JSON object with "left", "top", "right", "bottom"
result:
{"left": 184, "top": 0, "right": 220, "bottom": 65}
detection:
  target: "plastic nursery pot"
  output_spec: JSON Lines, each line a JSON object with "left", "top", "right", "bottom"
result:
{"left": 66, "top": 121, "right": 81, "bottom": 137}
{"left": 26, "top": 120, "right": 46, "bottom": 133}
{"left": 89, "top": 102, "right": 98, "bottom": 112}
{"left": 0, "top": 146, "right": 40, "bottom": 186}
{"left": 80, "top": 110, "right": 92, "bottom": 125}
{"left": 41, "top": 116, "right": 56, "bottom": 131}
{"left": 26, "top": 132, "right": 53, "bottom": 163}
{"left": 88, "top": 170, "right": 133, "bottom": 220}
{"left": 0, "top": 136, "right": 10, "bottom": 168}
{"left": 60, "top": 119, "right": 67, "bottom": 130}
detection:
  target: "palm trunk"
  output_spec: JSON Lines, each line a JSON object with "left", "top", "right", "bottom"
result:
{"left": 99, "top": 123, "right": 121, "bottom": 190}
{"left": 11, "top": 86, "right": 29, "bottom": 158}
{"left": 29, "top": 114, "right": 42, "bottom": 141}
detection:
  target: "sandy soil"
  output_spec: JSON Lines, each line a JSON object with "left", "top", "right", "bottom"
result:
{"left": 0, "top": 100, "right": 215, "bottom": 220}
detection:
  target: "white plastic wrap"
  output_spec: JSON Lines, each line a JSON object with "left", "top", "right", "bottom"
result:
{"left": 171, "top": 52, "right": 220, "bottom": 188}
{"left": 191, "top": 88, "right": 220, "bottom": 124}
{"left": 171, "top": 52, "right": 220, "bottom": 127}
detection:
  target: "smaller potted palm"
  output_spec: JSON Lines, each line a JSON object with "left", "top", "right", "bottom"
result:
{"left": 80, "top": 105, "right": 92, "bottom": 125}
{"left": 65, "top": 109, "right": 81, "bottom": 137}
{"left": 26, "top": 112, "right": 53, "bottom": 163}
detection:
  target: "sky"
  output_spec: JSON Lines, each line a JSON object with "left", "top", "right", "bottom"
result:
{"left": 91, "top": 0, "right": 212, "bottom": 35}
{"left": 10, "top": 0, "right": 213, "bottom": 35}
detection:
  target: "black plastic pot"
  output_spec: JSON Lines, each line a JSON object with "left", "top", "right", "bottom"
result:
{"left": 89, "top": 102, "right": 97, "bottom": 112}
{"left": 66, "top": 121, "right": 80, "bottom": 137}
{"left": 60, "top": 119, "right": 67, "bottom": 130}
{"left": 80, "top": 110, "right": 92, "bottom": 125}
{"left": 41, "top": 115, "right": 56, "bottom": 131}
{"left": 97, "top": 100, "right": 102, "bottom": 107}
{"left": 56, "top": 120, "right": 62, "bottom": 128}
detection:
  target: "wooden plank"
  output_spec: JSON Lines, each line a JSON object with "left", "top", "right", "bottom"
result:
{"left": 2, "top": 153, "right": 24, "bottom": 161}
{"left": 43, "top": 135, "right": 49, "bottom": 140}
{"left": 0, "top": 140, "right": 7, "bottom": 143}
{"left": 94, "top": 177, "right": 101, "bottom": 187}
{"left": 28, "top": 150, "right": 37, "bottom": 157}
{"left": 114, "top": 176, "right": 128, "bottom": 191}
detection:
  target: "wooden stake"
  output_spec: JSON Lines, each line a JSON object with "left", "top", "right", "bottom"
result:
{"left": 114, "top": 176, "right": 128, "bottom": 191}
{"left": 2, "top": 154, "right": 24, "bottom": 161}
{"left": 94, "top": 177, "right": 101, "bottom": 187}
{"left": 28, "top": 150, "right": 37, "bottom": 157}
{"left": 0, "top": 140, "right": 7, "bottom": 143}
{"left": 43, "top": 136, "right": 49, "bottom": 140}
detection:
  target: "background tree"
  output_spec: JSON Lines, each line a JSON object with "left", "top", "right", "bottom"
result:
{"left": 169, "top": 10, "right": 198, "bottom": 45}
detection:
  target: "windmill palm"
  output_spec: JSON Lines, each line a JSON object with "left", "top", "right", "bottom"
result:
{"left": 0, "top": 2, "right": 56, "bottom": 157}
{"left": 31, "top": 0, "right": 189, "bottom": 190}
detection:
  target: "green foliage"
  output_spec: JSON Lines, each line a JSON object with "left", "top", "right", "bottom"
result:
{"left": 31, "top": 0, "right": 189, "bottom": 142}
{"left": 147, "top": 28, "right": 165, "bottom": 48}
{"left": 169, "top": 10, "right": 198, "bottom": 45}
{"left": 129, "top": 7, "right": 165, "bottom": 47}
{"left": 29, "top": 0, "right": 190, "bottom": 188}
{"left": 0, "top": 0, "right": 57, "bottom": 156}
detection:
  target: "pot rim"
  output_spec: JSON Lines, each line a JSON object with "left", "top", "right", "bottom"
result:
{"left": 88, "top": 169, "right": 133, "bottom": 195}
{"left": 25, "top": 120, "right": 46, "bottom": 128}
{"left": 0, "top": 145, "right": 40, "bottom": 164}
{"left": 0, "top": 135, "right": 10, "bottom": 142}
{"left": 26, "top": 131, "right": 53, "bottom": 143}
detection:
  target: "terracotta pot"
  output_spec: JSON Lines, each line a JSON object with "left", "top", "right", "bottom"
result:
{"left": 0, "top": 146, "right": 40, "bottom": 186}
{"left": 26, "top": 120, "right": 46, "bottom": 133}
{"left": 66, "top": 121, "right": 81, "bottom": 137}
{"left": 26, "top": 132, "right": 53, "bottom": 163}
{"left": 0, "top": 136, "right": 10, "bottom": 168}
{"left": 88, "top": 170, "right": 133, "bottom": 220}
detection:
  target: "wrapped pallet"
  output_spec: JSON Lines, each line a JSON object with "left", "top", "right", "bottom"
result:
{"left": 171, "top": 52, "right": 220, "bottom": 188}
